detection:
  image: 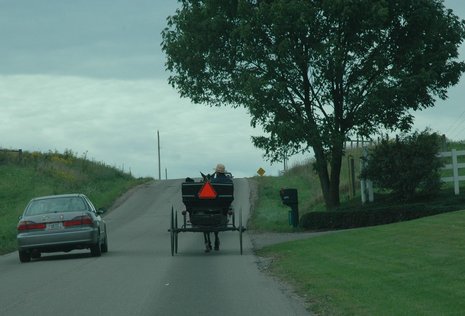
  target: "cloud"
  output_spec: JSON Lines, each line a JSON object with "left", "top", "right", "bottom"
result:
{"left": 0, "top": 0, "right": 171, "bottom": 80}
{"left": 412, "top": 79, "right": 465, "bottom": 140}
{"left": 0, "top": 74, "right": 290, "bottom": 178}
{"left": 1, "top": 72, "right": 463, "bottom": 180}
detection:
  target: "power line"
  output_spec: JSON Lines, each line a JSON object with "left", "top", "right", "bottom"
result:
{"left": 445, "top": 109, "right": 465, "bottom": 140}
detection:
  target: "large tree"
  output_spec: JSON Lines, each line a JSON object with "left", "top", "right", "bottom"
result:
{"left": 162, "top": 0, "right": 465, "bottom": 209}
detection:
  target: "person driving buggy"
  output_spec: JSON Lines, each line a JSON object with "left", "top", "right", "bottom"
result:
{"left": 210, "top": 163, "right": 232, "bottom": 184}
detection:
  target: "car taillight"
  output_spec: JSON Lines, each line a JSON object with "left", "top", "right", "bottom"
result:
{"left": 17, "top": 221, "right": 46, "bottom": 231}
{"left": 63, "top": 215, "right": 93, "bottom": 227}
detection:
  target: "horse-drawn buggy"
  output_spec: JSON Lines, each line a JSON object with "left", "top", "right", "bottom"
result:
{"left": 169, "top": 172, "right": 245, "bottom": 255}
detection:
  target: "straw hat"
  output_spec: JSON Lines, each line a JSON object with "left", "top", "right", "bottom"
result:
{"left": 214, "top": 163, "right": 226, "bottom": 173}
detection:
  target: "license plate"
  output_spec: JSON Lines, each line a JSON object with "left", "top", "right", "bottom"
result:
{"left": 46, "top": 222, "right": 64, "bottom": 230}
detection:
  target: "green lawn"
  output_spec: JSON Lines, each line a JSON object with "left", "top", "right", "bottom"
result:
{"left": 258, "top": 210, "right": 465, "bottom": 315}
{"left": 251, "top": 143, "right": 465, "bottom": 315}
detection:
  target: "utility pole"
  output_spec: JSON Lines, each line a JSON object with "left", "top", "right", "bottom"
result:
{"left": 157, "top": 130, "right": 161, "bottom": 180}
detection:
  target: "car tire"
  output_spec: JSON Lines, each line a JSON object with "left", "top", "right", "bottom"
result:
{"left": 90, "top": 242, "right": 102, "bottom": 257}
{"left": 101, "top": 231, "right": 108, "bottom": 253}
{"left": 19, "top": 250, "right": 31, "bottom": 263}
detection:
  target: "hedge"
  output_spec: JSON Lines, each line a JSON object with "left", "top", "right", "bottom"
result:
{"left": 299, "top": 205, "right": 458, "bottom": 230}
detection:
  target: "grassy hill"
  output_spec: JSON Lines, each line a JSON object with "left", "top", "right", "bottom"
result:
{"left": 250, "top": 140, "right": 465, "bottom": 315}
{"left": 0, "top": 149, "right": 151, "bottom": 254}
{"left": 249, "top": 152, "right": 362, "bottom": 232}
{"left": 249, "top": 140, "right": 465, "bottom": 232}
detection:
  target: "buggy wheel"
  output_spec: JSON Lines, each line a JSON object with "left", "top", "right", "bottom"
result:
{"left": 170, "top": 207, "right": 175, "bottom": 256}
{"left": 174, "top": 211, "right": 178, "bottom": 254}
{"left": 239, "top": 207, "right": 243, "bottom": 255}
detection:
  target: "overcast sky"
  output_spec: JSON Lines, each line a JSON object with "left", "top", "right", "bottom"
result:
{"left": 1, "top": 1, "right": 464, "bottom": 179}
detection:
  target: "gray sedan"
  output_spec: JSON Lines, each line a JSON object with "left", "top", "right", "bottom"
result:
{"left": 16, "top": 193, "right": 108, "bottom": 263}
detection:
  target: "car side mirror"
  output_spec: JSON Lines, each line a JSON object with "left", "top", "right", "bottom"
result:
{"left": 97, "top": 208, "right": 106, "bottom": 215}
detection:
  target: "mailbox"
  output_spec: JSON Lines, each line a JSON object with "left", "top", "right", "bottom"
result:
{"left": 279, "top": 188, "right": 299, "bottom": 227}
{"left": 280, "top": 188, "right": 298, "bottom": 206}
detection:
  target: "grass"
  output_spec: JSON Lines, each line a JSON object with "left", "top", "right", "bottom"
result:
{"left": 249, "top": 152, "right": 361, "bottom": 232}
{"left": 251, "top": 140, "right": 465, "bottom": 315}
{"left": 250, "top": 141, "right": 465, "bottom": 232}
{"left": 0, "top": 149, "right": 151, "bottom": 254}
{"left": 258, "top": 211, "right": 465, "bottom": 315}
{"left": 249, "top": 168, "right": 320, "bottom": 232}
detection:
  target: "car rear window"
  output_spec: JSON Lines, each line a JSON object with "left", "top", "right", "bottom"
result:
{"left": 26, "top": 197, "right": 89, "bottom": 215}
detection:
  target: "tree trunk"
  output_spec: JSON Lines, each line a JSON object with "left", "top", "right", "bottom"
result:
{"left": 312, "top": 140, "right": 344, "bottom": 210}
{"left": 329, "top": 141, "right": 344, "bottom": 209}
{"left": 312, "top": 144, "right": 333, "bottom": 210}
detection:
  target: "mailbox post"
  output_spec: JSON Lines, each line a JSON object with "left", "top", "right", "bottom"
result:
{"left": 279, "top": 188, "right": 299, "bottom": 227}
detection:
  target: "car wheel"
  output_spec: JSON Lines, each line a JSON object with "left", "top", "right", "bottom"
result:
{"left": 90, "top": 242, "right": 102, "bottom": 257}
{"left": 101, "top": 231, "right": 108, "bottom": 253}
{"left": 19, "top": 250, "right": 31, "bottom": 263}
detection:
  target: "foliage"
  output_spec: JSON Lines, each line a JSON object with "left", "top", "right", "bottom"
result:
{"left": 250, "top": 140, "right": 465, "bottom": 232}
{"left": 0, "top": 149, "right": 151, "bottom": 254}
{"left": 299, "top": 202, "right": 460, "bottom": 230}
{"left": 162, "top": 0, "right": 465, "bottom": 209}
{"left": 250, "top": 168, "right": 322, "bottom": 232}
{"left": 360, "top": 130, "right": 444, "bottom": 201}
{"left": 250, "top": 152, "right": 361, "bottom": 232}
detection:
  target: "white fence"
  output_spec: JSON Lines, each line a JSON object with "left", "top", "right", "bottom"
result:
{"left": 439, "top": 149, "right": 465, "bottom": 195}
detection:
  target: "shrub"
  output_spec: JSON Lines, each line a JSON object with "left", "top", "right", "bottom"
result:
{"left": 299, "top": 206, "right": 451, "bottom": 230}
{"left": 360, "top": 130, "right": 443, "bottom": 201}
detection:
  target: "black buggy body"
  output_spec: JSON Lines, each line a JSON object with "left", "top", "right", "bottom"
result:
{"left": 181, "top": 181, "right": 234, "bottom": 227}
{"left": 169, "top": 178, "right": 244, "bottom": 255}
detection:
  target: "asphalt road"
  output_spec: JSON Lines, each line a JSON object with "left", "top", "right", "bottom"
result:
{"left": 0, "top": 178, "right": 310, "bottom": 316}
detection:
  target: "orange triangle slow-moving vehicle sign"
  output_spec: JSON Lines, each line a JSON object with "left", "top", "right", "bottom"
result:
{"left": 198, "top": 182, "right": 217, "bottom": 199}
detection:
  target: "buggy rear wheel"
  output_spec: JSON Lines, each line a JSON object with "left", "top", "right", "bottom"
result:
{"left": 239, "top": 207, "right": 243, "bottom": 255}
{"left": 174, "top": 211, "right": 178, "bottom": 254}
{"left": 170, "top": 207, "right": 175, "bottom": 256}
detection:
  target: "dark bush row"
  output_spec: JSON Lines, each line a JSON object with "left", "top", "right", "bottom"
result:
{"left": 299, "top": 206, "right": 457, "bottom": 230}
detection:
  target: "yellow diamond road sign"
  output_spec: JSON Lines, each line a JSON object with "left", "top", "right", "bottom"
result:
{"left": 257, "top": 167, "right": 266, "bottom": 176}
